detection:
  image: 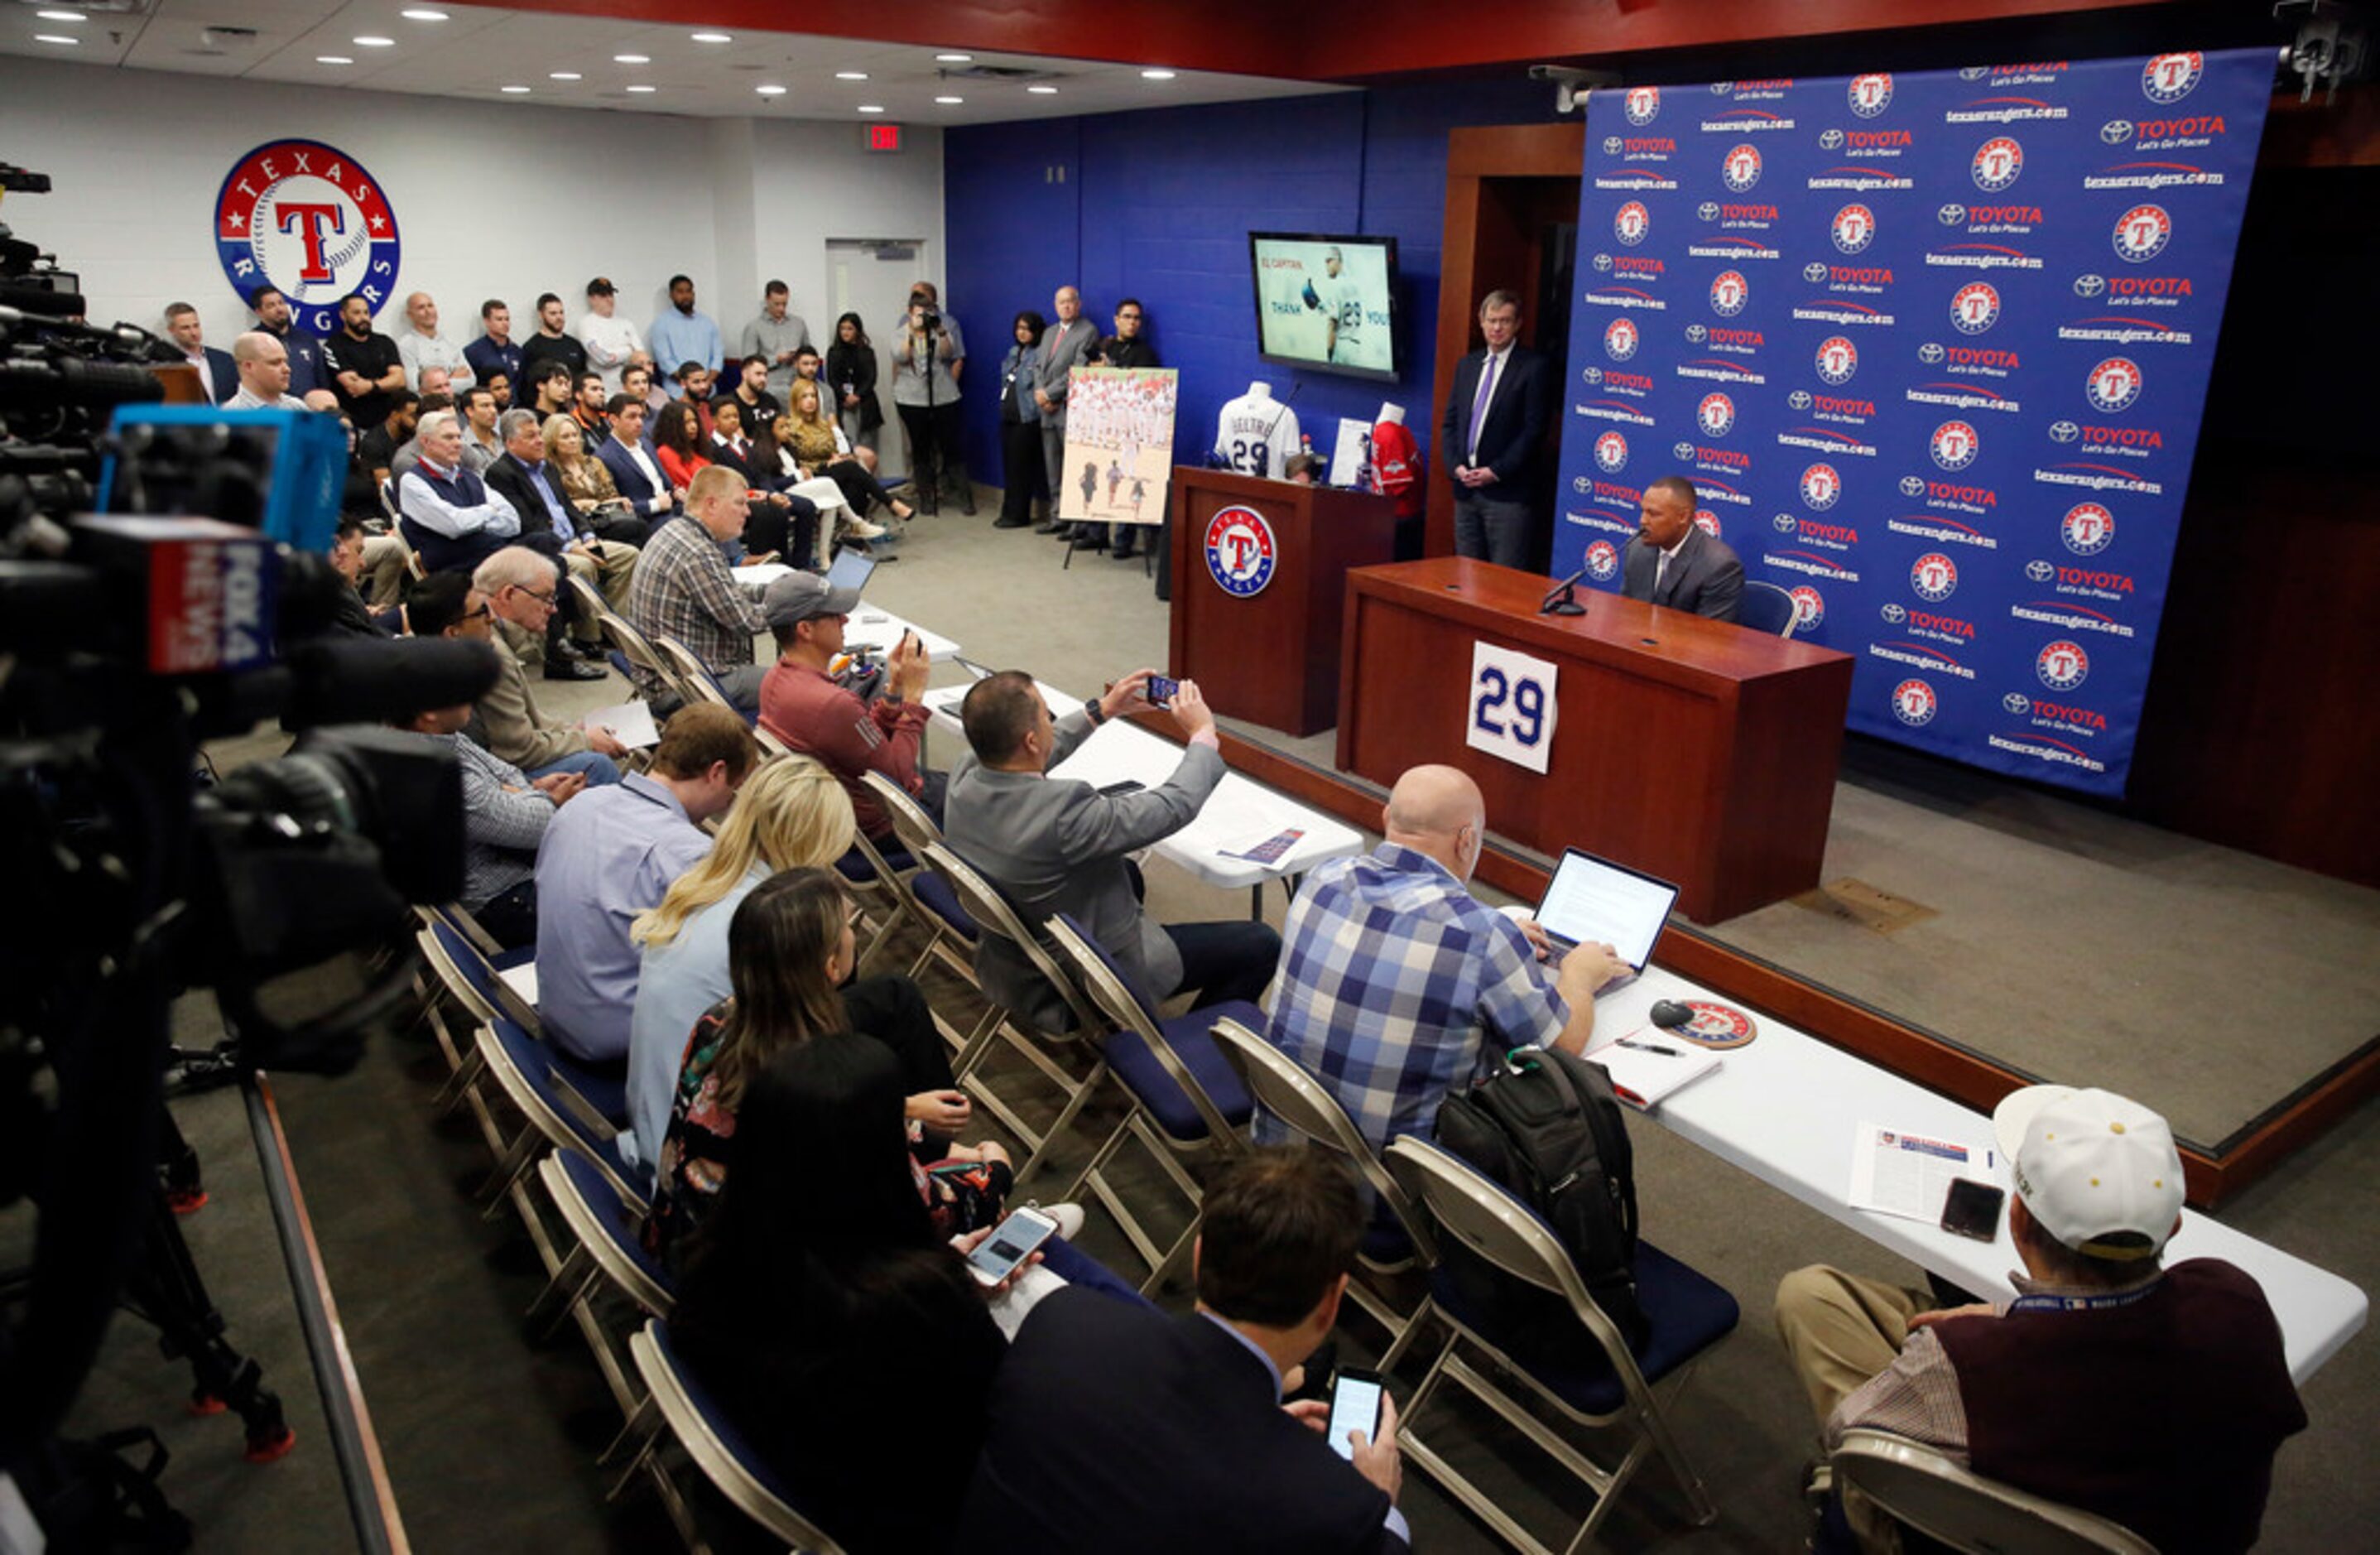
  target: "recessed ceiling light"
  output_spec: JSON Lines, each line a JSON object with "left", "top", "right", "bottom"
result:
{"left": 935, "top": 95, "right": 963, "bottom": 104}
{"left": 935, "top": 52, "right": 972, "bottom": 62}
{"left": 1028, "top": 84, "right": 1059, "bottom": 94}
{"left": 857, "top": 104, "right": 884, "bottom": 114}
{"left": 35, "top": 9, "right": 85, "bottom": 20}
{"left": 690, "top": 31, "right": 732, "bottom": 43}
{"left": 627, "top": 84, "right": 657, "bottom": 93}
{"left": 755, "top": 84, "right": 786, "bottom": 95}
{"left": 353, "top": 35, "right": 395, "bottom": 46}
{"left": 834, "top": 70, "right": 868, "bottom": 80}
{"left": 1141, "top": 69, "right": 1177, "bottom": 80}
{"left": 500, "top": 84, "right": 531, "bottom": 94}
{"left": 317, "top": 54, "right": 353, "bottom": 64}
{"left": 34, "top": 32, "right": 78, "bottom": 43}
{"left": 549, "top": 70, "right": 580, "bottom": 79}
{"left": 614, "top": 52, "right": 650, "bottom": 64}
{"left": 399, "top": 7, "right": 449, "bottom": 20}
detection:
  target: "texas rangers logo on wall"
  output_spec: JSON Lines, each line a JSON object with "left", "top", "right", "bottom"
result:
{"left": 215, "top": 140, "right": 401, "bottom": 335}
{"left": 1204, "top": 505, "right": 1277, "bottom": 597}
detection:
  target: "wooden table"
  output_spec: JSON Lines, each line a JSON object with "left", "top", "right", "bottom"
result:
{"left": 1337, "top": 557, "right": 1854, "bottom": 922}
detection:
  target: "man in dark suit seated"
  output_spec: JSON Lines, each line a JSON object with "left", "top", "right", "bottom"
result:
{"left": 1440, "top": 287, "right": 1553, "bottom": 570}
{"left": 1620, "top": 474, "right": 1743, "bottom": 623}
{"left": 595, "top": 395, "right": 680, "bottom": 527}
{"left": 960, "top": 1148, "right": 1408, "bottom": 1552}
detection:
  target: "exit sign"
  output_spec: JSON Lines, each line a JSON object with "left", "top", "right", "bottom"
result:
{"left": 864, "top": 123, "right": 903, "bottom": 152}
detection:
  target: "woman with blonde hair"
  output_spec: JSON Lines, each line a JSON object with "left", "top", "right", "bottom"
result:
{"left": 624, "top": 757, "right": 967, "bottom": 1180}
{"left": 541, "top": 412, "right": 648, "bottom": 546}
{"left": 780, "top": 378, "right": 914, "bottom": 525}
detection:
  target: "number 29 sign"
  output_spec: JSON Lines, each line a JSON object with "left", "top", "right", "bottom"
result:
{"left": 1465, "top": 642, "right": 1560, "bottom": 775}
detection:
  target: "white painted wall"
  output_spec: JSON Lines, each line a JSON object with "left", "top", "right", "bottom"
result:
{"left": 0, "top": 55, "right": 944, "bottom": 365}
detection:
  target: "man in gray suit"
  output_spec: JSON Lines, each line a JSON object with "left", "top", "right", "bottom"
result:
{"left": 1031, "top": 285, "right": 1100, "bottom": 536}
{"left": 945, "top": 669, "right": 1281, "bottom": 1033}
{"left": 1620, "top": 474, "right": 1743, "bottom": 623}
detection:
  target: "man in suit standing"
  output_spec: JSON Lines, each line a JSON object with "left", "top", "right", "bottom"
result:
{"left": 1031, "top": 285, "right": 1099, "bottom": 536}
{"left": 163, "top": 303, "right": 238, "bottom": 404}
{"left": 960, "top": 1148, "right": 1408, "bottom": 1552}
{"left": 1440, "top": 289, "right": 1553, "bottom": 570}
{"left": 943, "top": 669, "right": 1279, "bottom": 1035}
{"left": 1621, "top": 474, "right": 1743, "bottom": 622}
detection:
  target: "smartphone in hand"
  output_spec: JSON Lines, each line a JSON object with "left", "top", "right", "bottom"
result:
{"left": 1146, "top": 675, "right": 1180, "bottom": 708}
{"left": 1940, "top": 1178, "right": 2005, "bottom": 1243}
{"left": 967, "top": 1205, "right": 1061, "bottom": 1287}
{"left": 1325, "top": 1369, "right": 1387, "bottom": 1461}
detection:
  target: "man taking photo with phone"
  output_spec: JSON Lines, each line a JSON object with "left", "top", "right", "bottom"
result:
{"left": 757, "top": 570, "right": 944, "bottom": 844}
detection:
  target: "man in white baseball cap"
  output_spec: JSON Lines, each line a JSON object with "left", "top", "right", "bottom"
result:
{"left": 1774, "top": 1084, "right": 2305, "bottom": 1553}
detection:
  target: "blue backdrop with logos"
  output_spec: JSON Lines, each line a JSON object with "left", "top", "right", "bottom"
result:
{"left": 1550, "top": 51, "right": 2270, "bottom": 796}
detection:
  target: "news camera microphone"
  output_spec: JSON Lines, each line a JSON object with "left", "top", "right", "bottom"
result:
{"left": 1649, "top": 999, "right": 1695, "bottom": 1032}
{"left": 276, "top": 636, "right": 503, "bottom": 729}
{"left": 0, "top": 354, "right": 166, "bottom": 412}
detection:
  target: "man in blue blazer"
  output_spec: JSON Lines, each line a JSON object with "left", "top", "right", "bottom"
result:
{"left": 164, "top": 303, "right": 238, "bottom": 404}
{"left": 594, "top": 395, "right": 679, "bottom": 527}
{"left": 960, "top": 1148, "right": 1408, "bottom": 1553}
{"left": 1439, "top": 288, "right": 1553, "bottom": 570}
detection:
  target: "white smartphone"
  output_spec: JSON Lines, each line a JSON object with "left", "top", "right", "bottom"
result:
{"left": 1325, "top": 1369, "right": 1386, "bottom": 1461}
{"left": 966, "top": 1205, "right": 1061, "bottom": 1288}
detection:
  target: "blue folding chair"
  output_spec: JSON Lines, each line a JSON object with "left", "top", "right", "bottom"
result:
{"left": 1043, "top": 914, "right": 1259, "bottom": 1294}
{"left": 475, "top": 1015, "right": 641, "bottom": 1224}
{"left": 1738, "top": 578, "right": 1800, "bottom": 638}
{"left": 529, "top": 1150, "right": 671, "bottom": 1427}
{"left": 1382, "top": 1134, "right": 1738, "bottom": 1554}
{"left": 615, "top": 1321, "right": 850, "bottom": 1555}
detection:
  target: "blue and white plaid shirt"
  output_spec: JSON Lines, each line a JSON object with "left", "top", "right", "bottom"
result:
{"left": 1262, "top": 842, "right": 1568, "bottom": 1152}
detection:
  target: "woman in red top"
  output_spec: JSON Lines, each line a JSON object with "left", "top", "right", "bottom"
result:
{"left": 652, "top": 401, "right": 713, "bottom": 491}
{"left": 656, "top": 399, "right": 805, "bottom": 560}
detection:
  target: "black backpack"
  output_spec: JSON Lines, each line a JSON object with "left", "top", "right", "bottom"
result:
{"left": 1432, "top": 1045, "right": 1650, "bottom": 1353}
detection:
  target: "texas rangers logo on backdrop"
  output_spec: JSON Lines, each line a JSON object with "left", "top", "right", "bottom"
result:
{"left": 2142, "top": 52, "right": 2202, "bottom": 103}
{"left": 2085, "top": 356, "right": 2144, "bottom": 412}
{"left": 1791, "top": 585, "right": 1825, "bottom": 628}
{"left": 2061, "top": 502, "right": 2116, "bottom": 555}
{"left": 1831, "top": 203, "right": 1878, "bottom": 254}
{"left": 2036, "top": 639, "right": 2090, "bottom": 690}
{"left": 1801, "top": 462, "right": 1843, "bottom": 510}
{"left": 1892, "top": 678, "right": 1939, "bottom": 727}
{"left": 1911, "top": 552, "right": 1959, "bottom": 601}
{"left": 1604, "top": 317, "right": 1640, "bottom": 359}
{"left": 1584, "top": 539, "right": 1622, "bottom": 581}
{"left": 1594, "top": 431, "right": 1630, "bottom": 471}
{"left": 215, "top": 139, "right": 401, "bottom": 335}
{"left": 1203, "top": 505, "right": 1277, "bottom": 598}
{"left": 1697, "top": 392, "right": 1736, "bottom": 437}
{"left": 1615, "top": 200, "right": 1652, "bottom": 245}
{"left": 1971, "top": 136, "right": 2024, "bottom": 190}
{"left": 1930, "top": 420, "right": 1981, "bottom": 470}
{"left": 1815, "top": 335, "right": 1859, "bottom": 384}
{"left": 2112, "top": 204, "right": 2172, "bottom": 262}
{"left": 1723, "top": 144, "right": 1762, "bottom": 191}
{"left": 1849, "top": 73, "right": 1894, "bottom": 117}
{"left": 1950, "top": 282, "right": 2002, "bottom": 335}
{"left": 1709, "top": 270, "right": 1749, "bottom": 315}
{"left": 1625, "top": 85, "right": 1661, "bottom": 124}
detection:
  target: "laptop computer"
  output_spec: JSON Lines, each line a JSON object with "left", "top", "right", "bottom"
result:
{"left": 826, "top": 546, "right": 877, "bottom": 598}
{"left": 1531, "top": 848, "right": 1680, "bottom": 987}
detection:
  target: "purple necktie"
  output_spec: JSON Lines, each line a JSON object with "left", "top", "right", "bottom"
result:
{"left": 1469, "top": 351, "right": 1499, "bottom": 459}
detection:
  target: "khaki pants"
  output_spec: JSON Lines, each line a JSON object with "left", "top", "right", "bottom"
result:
{"left": 1775, "top": 1265, "right": 1939, "bottom": 1553}
{"left": 563, "top": 542, "right": 637, "bottom": 643}
{"left": 363, "top": 533, "right": 411, "bottom": 608}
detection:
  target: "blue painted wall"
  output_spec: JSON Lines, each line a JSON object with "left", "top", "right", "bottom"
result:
{"left": 945, "top": 79, "right": 1555, "bottom": 490}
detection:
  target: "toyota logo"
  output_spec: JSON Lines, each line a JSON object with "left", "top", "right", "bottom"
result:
{"left": 1774, "top": 513, "right": 1798, "bottom": 532}
{"left": 1789, "top": 390, "right": 1813, "bottom": 409}
{"left": 1673, "top": 441, "right": 1697, "bottom": 460}
{"left": 1819, "top": 128, "right": 1845, "bottom": 149}
{"left": 1573, "top": 476, "right": 1591, "bottom": 494}
{"left": 1593, "top": 253, "right": 1613, "bottom": 272}
{"left": 1804, "top": 261, "right": 1830, "bottom": 283}
{"left": 1882, "top": 603, "right": 1907, "bottom": 623}
{"left": 1959, "top": 66, "right": 1988, "bottom": 81}
{"left": 1581, "top": 366, "right": 1603, "bottom": 383}
{"left": 1938, "top": 204, "right": 1968, "bottom": 225}
{"left": 2101, "top": 119, "right": 2135, "bottom": 145}
{"left": 1603, "top": 135, "right": 1623, "bottom": 155}
{"left": 2026, "top": 559, "right": 2055, "bottom": 581}
{"left": 2074, "top": 273, "right": 2108, "bottom": 297}
{"left": 1919, "top": 342, "right": 1947, "bottom": 363}
{"left": 2003, "top": 692, "right": 2032, "bottom": 715}
{"left": 2048, "top": 421, "right": 2081, "bottom": 443}
{"left": 1900, "top": 475, "right": 1927, "bottom": 496}
{"left": 1698, "top": 201, "right": 1719, "bottom": 221}
{"left": 1685, "top": 324, "right": 1709, "bottom": 343}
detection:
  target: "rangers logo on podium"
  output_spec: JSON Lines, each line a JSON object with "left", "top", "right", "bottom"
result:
{"left": 1615, "top": 200, "right": 1652, "bottom": 245}
{"left": 2142, "top": 51, "right": 2202, "bottom": 104}
{"left": 214, "top": 138, "right": 402, "bottom": 336}
{"left": 1594, "top": 431, "right": 1630, "bottom": 471}
{"left": 1710, "top": 270, "right": 1750, "bottom": 315}
{"left": 1815, "top": 335, "right": 1859, "bottom": 383}
{"left": 1951, "top": 282, "right": 2002, "bottom": 334}
{"left": 1722, "top": 143, "right": 1763, "bottom": 191}
{"left": 2112, "top": 204, "right": 2172, "bottom": 262}
{"left": 1603, "top": 316, "right": 1640, "bottom": 359}
{"left": 2085, "top": 357, "right": 2144, "bottom": 412}
{"left": 1697, "top": 392, "right": 1737, "bottom": 437}
{"left": 1584, "top": 538, "right": 1622, "bottom": 581}
{"left": 2061, "top": 501, "right": 2117, "bottom": 555}
{"left": 1930, "top": 420, "right": 1981, "bottom": 471}
{"left": 1831, "top": 203, "right": 1878, "bottom": 254}
{"left": 1971, "top": 136, "right": 2024, "bottom": 191}
{"left": 1801, "top": 462, "right": 1844, "bottom": 510}
{"left": 1849, "top": 73, "right": 1894, "bottom": 117}
{"left": 2036, "top": 639, "right": 2090, "bottom": 690}
{"left": 1892, "top": 678, "right": 1939, "bottom": 727}
{"left": 1202, "top": 505, "right": 1277, "bottom": 598}
{"left": 1911, "top": 552, "right": 1959, "bottom": 601}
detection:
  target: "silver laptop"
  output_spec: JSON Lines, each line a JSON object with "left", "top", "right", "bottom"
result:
{"left": 1532, "top": 848, "right": 1680, "bottom": 984}
{"left": 826, "top": 547, "right": 877, "bottom": 597}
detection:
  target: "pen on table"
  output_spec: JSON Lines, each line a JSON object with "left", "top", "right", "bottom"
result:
{"left": 1616, "top": 1037, "right": 1682, "bottom": 1057}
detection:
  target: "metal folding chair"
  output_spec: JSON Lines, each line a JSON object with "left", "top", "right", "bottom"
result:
{"left": 1831, "top": 1428, "right": 2159, "bottom": 1555}
{"left": 526, "top": 1149, "right": 671, "bottom": 1426}
{"left": 1382, "top": 1134, "right": 1738, "bottom": 1555}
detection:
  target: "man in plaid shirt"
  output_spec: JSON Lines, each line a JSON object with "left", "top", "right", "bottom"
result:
{"left": 1263, "top": 765, "right": 1624, "bottom": 1152}
{"left": 627, "top": 464, "right": 769, "bottom": 712}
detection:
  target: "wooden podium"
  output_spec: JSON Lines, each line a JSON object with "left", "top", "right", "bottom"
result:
{"left": 1338, "top": 558, "right": 1855, "bottom": 922}
{"left": 1168, "top": 468, "right": 1399, "bottom": 737}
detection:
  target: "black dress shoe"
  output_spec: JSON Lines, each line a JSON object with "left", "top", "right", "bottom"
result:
{"left": 1111, "top": 544, "right": 1137, "bottom": 560}
{"left": 545, "top": 657, "right": 606, "bottom": 682}
{"left": 993, "top": 516, "right": 1031, "bottom": 529}
{"left": 1033, "top": 520, "right": 1063, "bottom": 534}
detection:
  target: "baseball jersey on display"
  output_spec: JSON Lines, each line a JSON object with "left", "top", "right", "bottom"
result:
{"left": 1214, "top": 392, "right": 1301, "bottom": 479}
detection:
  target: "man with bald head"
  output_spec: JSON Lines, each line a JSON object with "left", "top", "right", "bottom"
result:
{"left": 226, "top": 331, "right": 310, "bottom": 411}
{"left": 1263, "top": 764, "right": 1625, "bottom": 1153}
{"left": 397, "top": 291, "right": 474, "bottom": 394}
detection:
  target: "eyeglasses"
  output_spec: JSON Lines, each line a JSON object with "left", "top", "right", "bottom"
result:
{"left": 462, "top": 605, "right": 492, "bottom": 623}
{"left": 515, "top": 585, "right": 555, "bottom": 605}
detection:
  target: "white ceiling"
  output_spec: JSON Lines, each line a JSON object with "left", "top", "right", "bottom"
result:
{"left": 0, "top": 0, "right": 1344, "bottom": 122}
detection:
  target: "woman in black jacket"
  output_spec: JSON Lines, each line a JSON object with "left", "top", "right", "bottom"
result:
{"left": 824, "top": 311, "right": 882, "bottom": 464}
{"left": 995, "top": 309, "right": 1049, "bottom": 531}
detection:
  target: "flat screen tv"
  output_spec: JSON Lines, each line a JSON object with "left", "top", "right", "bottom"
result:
{"left": 1248, "top": 232, "right": 1400, "bottom": 383}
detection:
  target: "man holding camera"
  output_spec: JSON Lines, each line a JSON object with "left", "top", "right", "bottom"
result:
{"left": 891, "top": 282, "right": 971, "bottom": 515}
